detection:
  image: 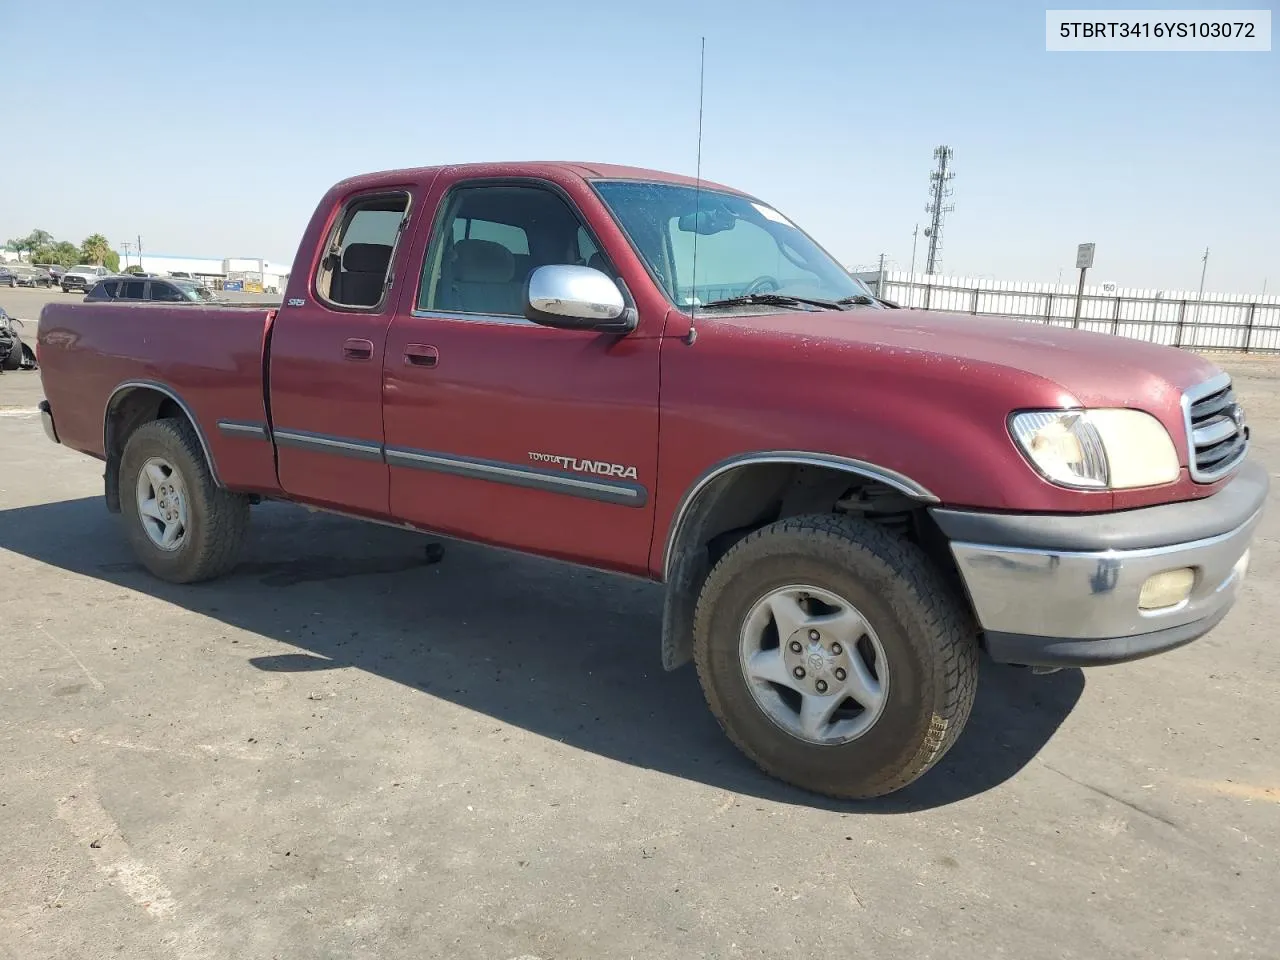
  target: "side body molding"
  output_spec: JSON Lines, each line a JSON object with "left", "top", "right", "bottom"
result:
{"left": 658, "top": 451, "right": 938, "bottom": 672}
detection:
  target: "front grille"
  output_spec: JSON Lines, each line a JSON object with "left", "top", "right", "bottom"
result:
{"left": 1184, "top": 376, "right": 1248, "bottom": 482}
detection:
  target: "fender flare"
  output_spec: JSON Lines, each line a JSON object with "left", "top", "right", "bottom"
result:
{"left": 103, "top": 381, "right": 223, "bottom": 508}
{"left": 658, "top": 451, "right": 938, "bottom": 671}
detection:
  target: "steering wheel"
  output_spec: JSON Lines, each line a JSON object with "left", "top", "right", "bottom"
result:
{"left": 743, "top": 275, "right": 781, "bottom": 296}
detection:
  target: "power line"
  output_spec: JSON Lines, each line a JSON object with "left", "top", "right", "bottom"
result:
{"left": 923, "top": 145, "right": 955, "bottom": 275}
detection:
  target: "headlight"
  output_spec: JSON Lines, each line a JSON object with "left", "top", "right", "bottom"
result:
{"left": 1010, "top": 409, "right": 1179, "bottom": 490}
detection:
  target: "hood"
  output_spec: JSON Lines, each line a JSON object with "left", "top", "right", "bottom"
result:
{"left": 725, "top": 307, "right": 1223, "bottom": 410}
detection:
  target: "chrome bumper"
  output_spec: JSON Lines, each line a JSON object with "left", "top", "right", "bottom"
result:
{"left": 39, "top": 400, "right": 59, "bottom": 444}
{"left": 932, "top": 461, "right": 1268, "bottom": 666}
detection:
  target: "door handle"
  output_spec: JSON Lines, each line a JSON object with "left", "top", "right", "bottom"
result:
{"left": 404, "top": 343, "right": 439, "bottom": 368}
{"left": 343, "top": 338, "right": 374, "bottom": 361}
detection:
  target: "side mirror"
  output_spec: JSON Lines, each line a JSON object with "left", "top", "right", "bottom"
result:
{"left": 523, "top": 264, "right": 637, "bottom": 334}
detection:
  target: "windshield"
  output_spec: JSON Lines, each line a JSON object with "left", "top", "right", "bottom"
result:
{"left": 592, "top": 180, "right": 872, "bottom": 310}
{"left": 72, "top": 265, "right": 96, "bottom": 272}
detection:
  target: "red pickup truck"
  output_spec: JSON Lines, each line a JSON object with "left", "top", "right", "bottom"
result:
{"left": 36, "top": 161, "right": 1266, "bottom": 799}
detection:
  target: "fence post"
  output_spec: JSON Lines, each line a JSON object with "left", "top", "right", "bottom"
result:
{"left": 1110, "top": 296, "right": 1122, "bottom": 335}
{"left": 923, "top": 282, "right": 932, "bottom": 311}
{"left": 970, "top": 285, "right": 980, "bottom": 315}
{"left": 1244, "top": 302, "right": 1257, "bottom": 353}
{"left": 1044, "top": 293, "right": 1053, "bottom": 325}
{"left": 1174, "top": 300, "right": 1187, "bottom": 348}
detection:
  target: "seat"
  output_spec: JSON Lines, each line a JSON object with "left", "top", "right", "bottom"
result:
{"left": 333, "top": 242, "right": 392, "bottom": 307}
{"left": 446, "top": 238, "right": 523, "bottom": 316}
{"left": 586, "top": 252, "right": 619, "bottom": 282}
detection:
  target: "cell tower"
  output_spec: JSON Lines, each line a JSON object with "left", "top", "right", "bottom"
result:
{"left": 923, "top": 145, "right": 955, "bottom": 275}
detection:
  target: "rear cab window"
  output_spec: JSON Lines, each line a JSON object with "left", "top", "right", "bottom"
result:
{"left": 315, "top": 192, "right": 411, "bottom": 310}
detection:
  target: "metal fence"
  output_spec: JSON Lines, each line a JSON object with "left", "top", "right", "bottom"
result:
{"left": 857, "top": 272, "right": 1280, "bottom": 353}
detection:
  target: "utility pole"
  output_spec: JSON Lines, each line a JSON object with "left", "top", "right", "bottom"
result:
{"left": 1193, "top": 246, "right": 1209, "bottom": 324}
{"left": 876, "top": 252, "right": 887, "bottom": 296}
{"left": 924, "top": 145, "right": 955, "bottom": 275}
{"left": 121, "top": 241, "right": 132, "bottom": 269}
{"left": 137, "top": 235, "right": 144, "bottom": 271}
{"left": 909, "top": 224, "right": 919, "bottom": 279}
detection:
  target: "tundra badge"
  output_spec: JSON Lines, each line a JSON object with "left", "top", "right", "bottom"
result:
{"left": 529, "top": 452, "right": 639, "bottom": 480}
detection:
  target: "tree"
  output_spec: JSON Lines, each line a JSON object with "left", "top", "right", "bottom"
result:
{"left": 124, "top": 265, "right": 146, "bottom": 275}
{"left": 80, "top": 233, "right": 111, "bottom": 266}
{"left": 5, "top": 230, "right": 54, "bottom": 262}
{"left": 36, "top": 241, "right": 81, "bottom": 268}
{"left": 104, "top": 249, "right": 120, "bottom": 272}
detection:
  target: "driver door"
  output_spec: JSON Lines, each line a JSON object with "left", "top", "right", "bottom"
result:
{"left": 381, "top": 178, "right": 661, "bottom": 575}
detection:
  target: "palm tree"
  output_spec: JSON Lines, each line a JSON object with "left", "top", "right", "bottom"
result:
{"left": 80, "top": 233, "right": 111, "bottom": 266}
{"left": 25, "top": 229, "right": 53, "bottom": 251}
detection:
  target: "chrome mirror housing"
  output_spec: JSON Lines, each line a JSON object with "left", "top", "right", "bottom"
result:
{"left": 523, "top": 265, "right": 637, "bottom": 334}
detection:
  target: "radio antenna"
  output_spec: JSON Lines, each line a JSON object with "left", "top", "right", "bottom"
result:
{"left": 686, "top": 36, "right": 706, "bottom": 345}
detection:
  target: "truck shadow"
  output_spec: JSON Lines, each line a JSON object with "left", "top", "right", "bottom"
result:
{"left": 0, "top": 497, "right": 1084, "bottom": 812}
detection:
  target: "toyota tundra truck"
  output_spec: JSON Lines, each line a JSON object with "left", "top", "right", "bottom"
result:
{"left": 35, "top": 161, "right": 1266, "bottom": 799}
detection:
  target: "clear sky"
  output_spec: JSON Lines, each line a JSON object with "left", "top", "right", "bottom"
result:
{"left": 2, "top": 0, "right": 1276, "bottom": 293}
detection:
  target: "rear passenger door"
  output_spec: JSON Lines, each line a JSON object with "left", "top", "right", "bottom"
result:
{"left": 381, "top": 178, "right": 661, "bottom": 574}
{"left": 267, "top": 189, "right": 415, "bottom": 516}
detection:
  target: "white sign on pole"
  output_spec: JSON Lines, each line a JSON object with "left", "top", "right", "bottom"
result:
{"left": 1076, "top": 242, "right": 1096, "bottom": 269}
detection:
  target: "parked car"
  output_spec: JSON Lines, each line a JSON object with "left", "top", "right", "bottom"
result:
{"left": 85, "top": 276, "right": 220, "bottom": 303}
{"left": 35, "top": 263, "right": 66, "bottom": 286}
{"left": 61, "top": 264, "right": 110, "bottom": 293}
{"left": 10, "top": 265, "right": 53, "bottom": 287}
{"left": 34, "top": 160, "right": 1266, "bottom": 800}
{"left": 0, "top": 265, "right": 16, "bottom": 288}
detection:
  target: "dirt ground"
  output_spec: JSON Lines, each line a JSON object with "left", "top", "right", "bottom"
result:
{"left": 1, "top": 298, "right": 1277, "bottom": 959}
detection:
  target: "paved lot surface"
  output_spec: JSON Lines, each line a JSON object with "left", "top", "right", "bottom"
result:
{"left": 1, "top": 328, "right": 1278, "bottom": 959}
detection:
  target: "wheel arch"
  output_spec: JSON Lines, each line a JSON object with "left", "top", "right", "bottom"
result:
{"left": 659, "top": 452, "right": 939, "bottom": 671}
{"left": 102, "top": 381, "right": 221, "bottom": 512}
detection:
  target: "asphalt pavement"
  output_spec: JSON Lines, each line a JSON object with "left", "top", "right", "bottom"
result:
{"left": 1, "top": 299, "right": 1276, "bottom": 959}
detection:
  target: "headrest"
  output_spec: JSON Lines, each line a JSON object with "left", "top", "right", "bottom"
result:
{"left": 453, "top": 239, "right": 514, "bottom": 283}
{"left": 342, "top": 243, "right": 392, "bottom": 274}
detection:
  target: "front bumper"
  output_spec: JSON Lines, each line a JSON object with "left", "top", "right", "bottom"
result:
{"left": 931, "top": 460, "right": 1268, "bottom": 667}
{"left": 38, "top": 400, "right": 59, "bottom": 444}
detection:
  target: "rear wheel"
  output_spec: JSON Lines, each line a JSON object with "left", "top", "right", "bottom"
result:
{"left": 119, "top": 418, "right": 250, "bottom": 583}
{"left": 693, "top": 514, "right": 978, "bottom": 799}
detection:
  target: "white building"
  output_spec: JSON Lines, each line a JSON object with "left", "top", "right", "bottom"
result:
{"left": 114, "top": 251, "right": 291, "bottom": 294}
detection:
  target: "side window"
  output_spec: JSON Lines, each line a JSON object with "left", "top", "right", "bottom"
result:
{"left": 317, "top": 192, "right": 410, "bottom": 309}
{"left": 418, "top": 184, "right": 609, "bottom": 316}
{"left": 150, "top": 282, "right": 184, "bottom": 303}
{"left": 121, "top": 279, "right": 146, "bottom": 300}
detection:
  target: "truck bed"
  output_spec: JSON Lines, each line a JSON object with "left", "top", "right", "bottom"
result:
{"left": 38, "top": 301, "right": 280, "bottom": 492}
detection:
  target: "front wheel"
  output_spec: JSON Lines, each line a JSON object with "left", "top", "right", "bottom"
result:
{"left": 119, "top": 418, "right": 250, "bottom": 583}
{"left": 693, "top": 514, "right": 978, "bottom": 799}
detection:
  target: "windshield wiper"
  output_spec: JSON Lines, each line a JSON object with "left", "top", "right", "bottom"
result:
{"left": 835, "top": 295, "right": 877, "bottom": 306}
{"left": 698, "top": 293, "right": 848, "bottom": 311}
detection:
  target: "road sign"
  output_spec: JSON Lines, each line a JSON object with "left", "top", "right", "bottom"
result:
{"left": 1100, "top": 282, "right": 1117, "bottom": 295}
{"left": 1076, "top": 242, "right": 1096, "bottom": 270}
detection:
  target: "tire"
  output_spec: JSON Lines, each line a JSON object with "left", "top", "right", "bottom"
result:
{"left": 692, "top": 513, "right": 978, "bottom": 799}
{"left": 119, "top": 418, "right": 250, "bottom": 583}
{"left": 0, "top": 338, "right": 20, "bottom": 371}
